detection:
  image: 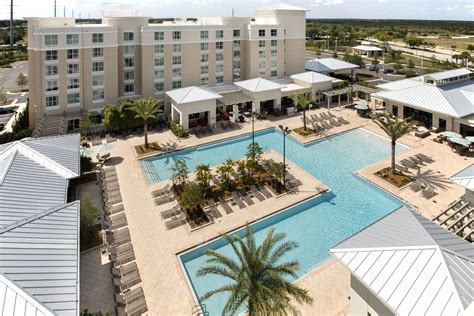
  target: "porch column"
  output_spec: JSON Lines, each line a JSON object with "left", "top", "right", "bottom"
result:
{"left": 232, "top": 104, "right": 239, "bottom": 122}
{"left": 253, "top": 101, "right": 261, "bottom": 113}
{"left": 209, "top": 110, "right": 216, "bottom": 128}
{"left": 338, "top": 94, "right": 341, "bottom": 107}
{"left": 327, "top": 96, "right": 330, "bottom": 109}
{"left": 274, "top": 99, "right": 281, "bottom": 110}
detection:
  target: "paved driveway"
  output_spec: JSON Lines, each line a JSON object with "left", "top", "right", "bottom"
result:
{"left": 0, "top": 61, "right": 28, "bottom": 91}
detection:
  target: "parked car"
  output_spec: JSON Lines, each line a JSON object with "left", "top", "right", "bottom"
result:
{"left": 0, "top": 123, "right": 5, "bottom": 131}
{"left": 0, "top": 107, "right": 13, "bottom": 114}
{"left": 383, "top": 68, "right": 394, "bottom": 74}
{"left": 368, "top": 65, "right": 379, "bottom": 71}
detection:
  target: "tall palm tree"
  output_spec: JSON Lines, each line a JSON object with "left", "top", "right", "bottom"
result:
{"left": 128, "top": 97, "right": 162, "bottom": 148}
{"left": 195, "top": 164, "right": 212, "bottom": 191}
{"left": 291, "top": 93, "right": 311, "bottom": 131}
{"left": 197, "top": 225, "right": 313, "bottom": 315}
{"left": 374, "top": 112, "right": 416, "bottom": 175}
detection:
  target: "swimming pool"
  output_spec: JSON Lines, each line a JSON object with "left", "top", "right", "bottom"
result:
{"left": 141, "top": 128, "right": 409, "bottom": 315}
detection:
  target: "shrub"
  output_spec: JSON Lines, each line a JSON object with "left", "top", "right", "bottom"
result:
{"left": 179, "top": 182, "right": 204, "bottom": 210}
{"left": 79, "top": 193, "right": 100, "bottom": 249}
{"left": 169, "top": 121, "right": 188, "bottom": 137}
{"left": 256, "top": 112, "right": 267, "bottom": 120}
{"left": 80, "top": 156, "right": 94, "bottom": 173}
{"left": 405, "top": 71, "right": 417, "bottom": 78}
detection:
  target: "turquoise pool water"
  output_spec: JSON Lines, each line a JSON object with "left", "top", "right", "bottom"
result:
{"left": 141, "top": 128, "right": 409, "bottom": 315}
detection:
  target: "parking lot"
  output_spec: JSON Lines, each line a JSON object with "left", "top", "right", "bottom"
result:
{"left": 0, "top": 61, "right": 28, "bottom": 91}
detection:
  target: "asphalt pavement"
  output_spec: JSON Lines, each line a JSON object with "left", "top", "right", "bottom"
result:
{"left": 0, "top": 61, "right": 28, "bottom": 91}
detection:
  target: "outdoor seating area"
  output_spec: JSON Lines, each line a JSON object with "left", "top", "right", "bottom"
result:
{"left": 399, "top": 153, "right": 441, "bottom": 199}
{"left": 304, "top": 111, "right": 350, "bottom": 134}
{"left": 100, "top": 166, "right": 148, "bottom": 315}
{"left": 151, "top": 185, "right": 188, "bottom": 230}
{"left": 433, "top": 131, "right": 474, "bottom": 156}
{"left": 432, "top": 198, "right": 473, "bottom": 242}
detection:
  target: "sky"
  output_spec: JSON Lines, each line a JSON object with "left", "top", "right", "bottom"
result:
{"left": 1, "top": 0, "right": 473, "bottom": 21}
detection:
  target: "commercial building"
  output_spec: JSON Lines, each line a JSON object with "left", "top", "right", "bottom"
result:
{"left": 26, "top": 3, "right": 308, "bottom": 135}
{"left": 371, "top": 68, "right": 473, "bottom": 135}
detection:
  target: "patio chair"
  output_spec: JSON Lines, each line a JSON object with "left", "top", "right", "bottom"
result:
{"left": 220, "top": 121, "right": 228, "bottom": 130}
{"left": 206, "top": 201, "right": 222, "bottom": 219}
{"left": 240, "top": 191, "right": 255, "bottom": 206}
{"left": 105, "top": 195, "right": 123, "bottom": 207}
{"left": 160, "top": 205, "right": 181, "bottom": 219}
{"left": 329, "top": 118, "right": 341, "bottom": 127}
{"left": 321, "top": 121, "right": 332, "bottom": 130}
{"left": 103, "top": 181, "right": 120, "bottom": 192}
{"left": 106, "top": 203, "right": 125, "bottom": 216}
{"left": 115, "top": 286, "right": 145, "bottom": 306}
{"left": 217, "top": 197, "right": 234, "bottom": 214}
{"left": 108, "top": 213, "right": 128, "bottom": 231}
{"left": 258, "top": 184, "right": 273, "bottom": 199}
{"left": 421, "top": 185, "right": 437, "bottom": 199}
{"left": 409, "top": 180, "right": 424, "bottom": 192}
{"left": 117, "top": 298, "right": 148, "bottom": 316}
{"left": 99, "top": 153, "right": 111, "bottom": 164}
{"left": 154, "top": 193, "right": 174, "bottom": 206}
{"left": 164, "top": 213, "right": 187, "bottom": 230}
{"left": 400, "top": 159, "right": 418, "bottom": 170}
{"left": 151, "top": 184, "right": 171, "bottom": 197}
{"left": 112, "top": 261, "right": 138, "bottom": 278}
{"left": 111, "top": 248, "right": 135, "bottom": 266}
{"left": 109, "top": 241, "right": 133, "bottom": 257}
{"left": 114, "top": 269, "right": 141, "bottom": 291}
{"left": 250, "top": 185, "right": 266, "bottom": 201}
{"left": 415, "top": 153, "right": 434, "bottom": 163}
{"left": 230, "top": 192, "right": 246, "bottom": 209}
{"left": 108, "top": 228, "right": 131, "bottom": 247}
{"left": 409, "top": 156, "right": 425, "bottom": 166}
{"left": 337, "top": 117, "right": 350, "bottom": 125}
{"left": 394, "top": 164, "right": 409, "bottom": 174}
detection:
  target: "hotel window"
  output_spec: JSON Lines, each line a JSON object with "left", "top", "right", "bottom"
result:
{"left": 123, "top": 32, "right": 134, "bottom": 41}
{"left": 216, "top": 76, "right": 223, "bottom": 84}
{"left": 155, "top": 69, "right": 164, "bottom": 79}
{"left": 154, "top": 44, "right": 164, "bottom": 54}
{"left": 45, "top": 65, "right": 58, "bottom": 76}
{"left": 45, "top": 80, "right": 58, "bottom": 92}
{"left": 201, "top": 77, "right": 208, "bottom": 85}
{"left": 124, "top": 58, "right": 134, "bottom": 67}
{"left": 67, "top": 49, "right": 79, "bottom": 60}
{"left": 172, "top": 68, "right": 181, "bottom": 78}
{"left": 172, "top": 56, "right": 181, "bottom": 65}
{"left": 216, "top": 30, "right": 224, "bottom": 39}
{"left": 200, "top": 30, "right": 208, "bottom": 39}
{"left": 124, "top": 71, "right": 134, "bottom": 81}
{"left": 172, "top": 44, "right": 181, "bottom": 53}
{"left": 216, "top": 64, "right": 224, "bottom": 73}
{"left": 155, "top": 57, "right": 164, "bottom": 67}
{"left": 233, "top": 61, "right": 240, "bottom": 69}
{"left": 44, "top": 35, "right": 58, "bottom": 46}
{"left": 271, "top": 29, "right": 277, "bottom": 37}
{"left": 92, "top": 76, "right": 104, "bottom": 87}
{"left": 200, "top": 43, "right": 208, "bottom": 51}
{"left": 67, "top": 63, "right": 79, "bottom": 74}
{"left": 66, "top": 34, "right": 79, "bottom": 45}
{"left": 216, "top": 42, "right": 223, "bottom": 50}
{"left": 271, "top": 70, "right": 277, "bottom": 78}
{"left": 259, "top": 61, "right": 265, "bottom": 69}
{"left": 124, "top": 84, "right": 134, "bottom": 93}
{"left": 271, "top": 60, "right": 277, "bottom": 68}
{"left": 93, "top": 47, "right": 104, "bottom": 57}
{"left": 216, "top": 53, "right": 224, "bottom": 61}
{"left": 45, "top": 96, "right": 59, "bottom": 107}
{"left": 123, "top": 46, "right": 134, "bottom": 55}
{"left": 172, "top": 31, "right": 181, "bottom": 40}
{"left": 233, "top": 51, "right": 240, "bottom": 59}
{"left": 67, "top": 78, "right": 80, "bottom": 89}
{"left": 271, "top": 39, "right": 277, "bottom": 47}
{"left": 233, "top": 40, "right": 240, "bottom": 48}
{"left": 258, "top": 29, "right": 265, "bottom": 37}
{"left": 172, "top": 80, "right": 181, "bottom": 89}
{"left": 259, "top": 51, "right": 265, "bottom": 58}
{"left": 233, "top": 73, "right": 240, "bottom": 81}
{"left": 67, "top": 93, "right": 80, "bottom": 105}
{"left": 200, "top": 66, "right": 209, "bottom": 75}
{"left": 92, "top": 89, "right": 104, "bottom": 101}
{"left": 92, "top": 33, "right": 104, "bottom": 43}
{"left": 201, "top": 54, "right": 209, "bottom": 63}
{"left": 92, "top": 61, "right": 104, "bottom": 72}
{"left": 154, "top": 31, "right": 164, "bottom": 41}
{"left": 259, "top": 40, "right": 265, "bottom": 48}
{"left": 155, "top": 82, "right": 164, "bottom": 93}
{"left": 271, "top": 49, "right": 277, "bottom": 57}
{"left": 45, "top": 50, "right": 58, "bottom": 61}
{"left": 233, "top": 29, "right": 240, "bottom": 37}
{"left": 259, "top": 70, "right": 265, "bottom": 77}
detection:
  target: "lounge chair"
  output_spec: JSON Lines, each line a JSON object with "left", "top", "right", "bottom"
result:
{"left": 112, "top": 261, "right": 138, "bottom": 277}
{"left": 151, "top": 184, "right": 171, "bottom": 197}
{"left": 231, "top": 192, "right": 246, "bottom": 209}
{"left": 108, "top": 213, "right": 128, "bottom": 231}
{"left": 108, "top": 228, "right": 131, "bottom": 246}
{"left": 114, "top": 269, "right": 141, "bottom": 291}
{"left": 106, "top": 203, "right": 125, "bottom": 216}
{"left": 337, "top": 117, "right": 350, "bottom": 125}
{"left": 206, "top": 201, "right": 222, "bottom": 219}
{"left": 117, "top": 298, "right": 148, "bottom": 316}
{"left": 103, "top": 182, "right": 120, "bottom": 192}
{"left": 160, "top": 205, "right": 181, "bottom": 219}
{"left": 115, "top": 286, "right": 145, "bottom": 306}
{"left": 110, "top": 248, "right": 135, "bottom": 266}
{"left": 164, "top": 213, "right": 187, "bottom": 230}
{"left": 409, "top": 180, "right": 424, "bottom": 192}
{"left": 394, "top": 164, "right": 409, "bottom": 173}
{"left": 154, "top": 193, "right": 174, "bottom": 206}
{"left": 250, "top": 185, "right": 265, "bottom": 201}
{"left": 288, "top": 179, "right": 303, "bottom": 189}
{"left": 109, "top": 242, "right": 133, "bottom": 257}
{"left": 400, "top": 159, "right": 418, "bottom": 170}
{"left": 415, "top": 153, "right": 434, "bottom": 163}
{"left": 259, "top": 185, "right": 273, "bottom": 199}
{"left": 329, "top": 119, "right": 341, "bottom": 127}
{"left": 240, "top": 191, "right": 255, "bottom": 206}
{"left": 409, "top": 156, "right": 425, "bottom": 166}
{"left": 105, "top": 195, "right": 123, "bottom": 207}
{"left": 421, "top": 185, "right": 437, "bottom": 199}
{"left": 217, "top": 197, "right": 233, "bottom": 214}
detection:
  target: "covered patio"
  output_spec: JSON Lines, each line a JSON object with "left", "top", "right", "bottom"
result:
{"left": 234, "top": 78, "right": 284, "bottom": 114}
{"left": 217, "top": 91, "right": 255, "bottom": 122}
{"left": 322, "top": 84, "right": 378, "bottom": 109}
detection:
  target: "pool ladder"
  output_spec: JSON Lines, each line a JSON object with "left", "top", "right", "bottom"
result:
{"left": 192, "top": 304, "right": 209, "bottom": 316}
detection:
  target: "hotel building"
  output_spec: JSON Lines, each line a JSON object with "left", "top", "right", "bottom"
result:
{"left": 26, "top": 3, "right": 308, "bottom": 134}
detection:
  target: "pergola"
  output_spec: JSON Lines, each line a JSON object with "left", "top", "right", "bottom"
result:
{"left": 321, "top": 84, "right": 379, "bottom": 109}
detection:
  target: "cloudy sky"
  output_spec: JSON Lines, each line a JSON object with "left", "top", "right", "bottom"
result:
{"left": 2, "top": 0, "right": 473, "bottom": 20}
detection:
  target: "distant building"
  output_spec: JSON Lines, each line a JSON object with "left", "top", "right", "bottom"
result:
{"left": 352, "top": 44, "right": 383, "bottom": 57}
{"left": 371, "top": 68, "right": 473, "bottom": 135}
{"left": 305, "top": 58, "right": 359, "bottom": 76}
{"left": 26, "top": 3, "right": 308, "bottom": 134}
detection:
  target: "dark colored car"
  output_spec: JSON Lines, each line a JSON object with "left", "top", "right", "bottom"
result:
{"left": 368, "top": 65, "right": 379, "bottom": 71}
{"left": 0, "top": 107, "right": 13, "bottom": 114}
{"left": 383, "top": 68, "right": 394, "bottom": 74}
{"left": 0, "top": 123, "right": 5, "bottom": 131}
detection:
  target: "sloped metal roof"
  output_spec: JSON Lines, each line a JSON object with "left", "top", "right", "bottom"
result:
{"left": 166, "top": 86, "right": 222, "bottom": 104}
{"left": 331, "top": 205, "right": 474, "bottom": 315}
{"left": 305, "top": 58, "right": 359, "bottom": 73}
{"left": 376, "top": 77, "right": 424, "bottom": 91}
{"left": 353, "top": 45, "right": 383, "bottom": 52}
{"left": 0, "top": 274, "right": 54, "bottom": 316}
{"left": 427, "top": 68, "right": 472, "bottom": 81}
{"left": 217, "top": 91, "right": 254, "bottom": 106}
{"left": 0, "top": 202, "right": 80, "bottom": 316}
{"left": 234, "top": 77, "right": 283, "bottom": 93}
{"left": 290, "top": 71, "right": 335, "bottom": 84}
{"left": 450, "top": 164, "right": 474, "bottom": 191}
{"left": 255, "top": 3, "right": 308, "bottom": 11}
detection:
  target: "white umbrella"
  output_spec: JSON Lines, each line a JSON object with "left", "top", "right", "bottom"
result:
{"left": 94, "top": 143, "right": 116, "bottom": 154}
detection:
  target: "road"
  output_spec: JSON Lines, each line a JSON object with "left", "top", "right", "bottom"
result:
{"left": 0, "top": 61, "right": 28, "bottom": 91}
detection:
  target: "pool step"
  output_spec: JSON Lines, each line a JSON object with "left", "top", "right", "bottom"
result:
{"left": 191, "top": 304, "right": 209, "bottom": 316}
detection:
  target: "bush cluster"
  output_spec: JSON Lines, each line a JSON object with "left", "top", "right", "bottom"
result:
{"left": 169, "top": 121, "right": 188, "bottom": 137}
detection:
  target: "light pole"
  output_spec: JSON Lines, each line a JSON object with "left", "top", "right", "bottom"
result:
{"left": 279, "top": 125, "right": 290, "bottom": 189}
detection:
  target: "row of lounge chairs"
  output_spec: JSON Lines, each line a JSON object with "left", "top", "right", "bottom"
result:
{"left": 150, "top": 184, "right": 188, "bottom": 230}
{"left": 398, "top": 154, "right": 438, "bottom": 200}
{"left": 99, "top": 167, "right": 148, "bottom": 315}
{"left": 305, "top": 112, "right": 350, "bottom": 133}
{"left": 432, "top": 198, "right": 473, "bottom": 242}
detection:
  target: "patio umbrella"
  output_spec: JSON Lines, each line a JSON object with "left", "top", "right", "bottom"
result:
{"left": 448, "top": 137, "right": 471, "bottom": 147}
{"left": 465, "top": 136, "right": 474, "bottom": 143}
{"left": 80, "top": 147, "right": 96, "bottom": 157}
{"left": 93, "top": 143, "right": 116, "bottom": 154}
{"left": 354, "top": 100, "right": 369, "bottom": 110}
{"left": 439, "top": 131, "right": 462, "bottom": 138}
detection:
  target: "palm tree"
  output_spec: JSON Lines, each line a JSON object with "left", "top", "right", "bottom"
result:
{"left": 197, "top": 225, "right": 313, "bottom": 315}
{"left": 373, "top": 112, "right": 416, "bottom": 175}
{"left": 128, "top": 97, "right": 162, "bottom": 148}
{"left": 291, "top": 93, "right": 311, "bottom": 131}
{"left": 195, "top": 164, "right": 212, "bottom": 191}
{"left": 217, "top": 159, "right": 234, "bottom": 191}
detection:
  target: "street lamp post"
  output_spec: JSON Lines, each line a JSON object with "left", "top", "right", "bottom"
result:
{"left": 279, "top": 125, "right": 290, "bottom": 189}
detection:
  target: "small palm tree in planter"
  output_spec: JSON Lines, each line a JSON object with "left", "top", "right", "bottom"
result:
{"left": 195, "top": 164, "right": 212, "bottom": 195}
{"left": 217, "top": 159, "right": 234, "bottom": 192}
{"left": 179, "top": 182, "right": 208, "bottom": 228}
{"left": 373, "top": 112, "right": 416, "bottom": 175}
{"left": 128, "top": 97, "right": 162, "bottom": 148}
{"left": 264, "top": 159, "right": 285, "bottom": 192}
{"left": 291, "top": 93, "right": 311, "bottom": 131}
{"left": 197, "top": 225, "right": 313, "bottom": 315}
{"left": 170, "top": 160, "right": 189, "bottom": 193}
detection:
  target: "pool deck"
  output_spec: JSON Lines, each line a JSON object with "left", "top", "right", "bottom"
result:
{"left": 86, "top": 107, "right": 472, "bottom": 315}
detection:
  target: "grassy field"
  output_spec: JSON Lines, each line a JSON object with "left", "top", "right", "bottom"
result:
{"left": 424, "top": 37, "right": 474, "bottom": 51}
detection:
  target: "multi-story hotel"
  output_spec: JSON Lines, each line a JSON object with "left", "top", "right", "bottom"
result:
{"left": 26, "top": 3, "right": 308, "bottom": 133}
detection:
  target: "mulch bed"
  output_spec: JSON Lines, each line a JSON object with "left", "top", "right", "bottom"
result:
{"left": 293, "top": 127, "right": 317, "bottom": 137}
{"left": 80, "top": 224, "right": 103, "bottom": 251}
{"left": 374, "top": 167, "right": 413, "bottom": 188}
{"left": 134, "top": 142, "right": 161, "bottom": 156}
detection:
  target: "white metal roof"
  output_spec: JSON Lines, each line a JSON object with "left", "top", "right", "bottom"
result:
{"left": 331, "top": 206, "right": 474, "bottom": 315}
{"left": 353, "top": 45, "right": 383, "bottom": 52}
{"left": 290, "top": 71, "right": 335, "bottom": 84}
{"left": 427, "top": 68, "right": 472, "bottom": 81}
{"left": 166, "top": 86, "right": 222, "bottom": 104}
{"left": 305, "top": 58, "right": 359, "bottom": 73}
{"left": 255, "top": 3, "right": 308, "bottom": 11}
{"left": 234, "top": 77, "right": 284, "bottom": 93}
{"left": 450, "top": 164, "right": 474, "bottom": 191}
{"left": 376, "top": 77, "right": 424, "bottom": 91}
